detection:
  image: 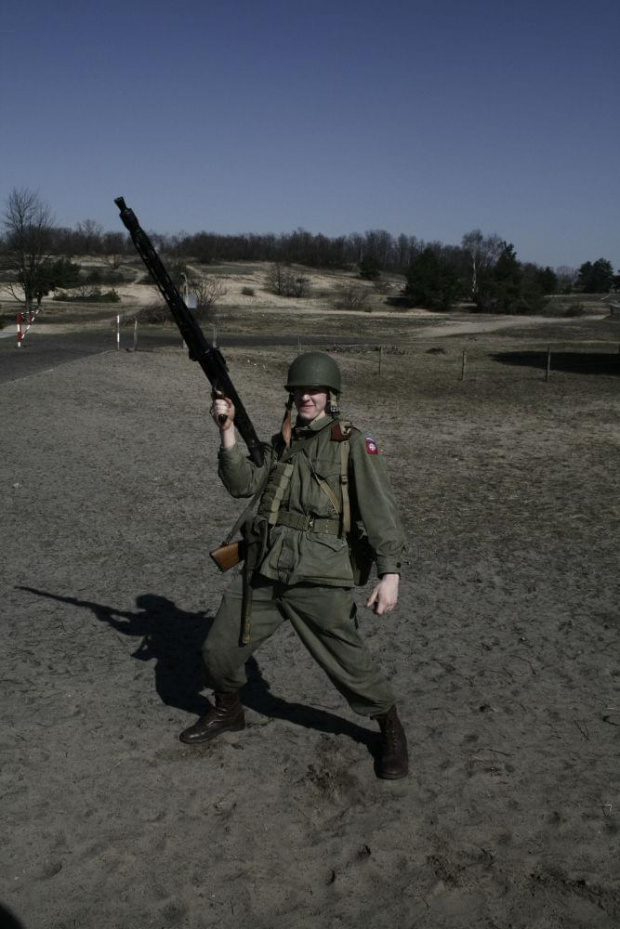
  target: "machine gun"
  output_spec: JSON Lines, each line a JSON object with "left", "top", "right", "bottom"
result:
{"left": 114, "top": 197, "right": 264, "bottom": 467}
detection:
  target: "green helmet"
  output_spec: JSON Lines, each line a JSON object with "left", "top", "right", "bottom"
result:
{"left": 285, "top": 352, "right": 342, "bottom": 393}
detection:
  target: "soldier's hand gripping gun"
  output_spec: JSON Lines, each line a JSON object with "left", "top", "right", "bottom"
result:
{"left": 114, "top": 197, "right": 264, "bottom": 467}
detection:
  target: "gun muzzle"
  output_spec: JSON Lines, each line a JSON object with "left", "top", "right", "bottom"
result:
{"left": 114, "top": 196, "right": 140, "bottom": 234}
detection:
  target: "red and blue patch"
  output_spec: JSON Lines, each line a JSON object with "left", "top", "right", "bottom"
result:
{"left": 365, "top": 434, "right": 379, "bottom": 455}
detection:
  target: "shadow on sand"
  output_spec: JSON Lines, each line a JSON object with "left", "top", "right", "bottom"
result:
{"left": 18, "top": 586, "right": 376, "bottom": 753}
{"left": 492, "top": 349, "right": 620, "bottom": 376}
{"left": 0, "top": 903, "right": 25, "bottom": 929}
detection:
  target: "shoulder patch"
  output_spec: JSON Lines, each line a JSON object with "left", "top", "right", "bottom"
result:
{"left": 365, "top": 434, "right": 379, "bottom": 455}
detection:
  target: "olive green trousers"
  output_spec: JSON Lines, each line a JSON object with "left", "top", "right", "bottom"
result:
{"left": 202, "top": 574, "right": 396, "bottom": 717}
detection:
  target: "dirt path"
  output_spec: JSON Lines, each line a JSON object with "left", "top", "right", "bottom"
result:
{"left": 411, "top": 314, "right": 607, "bottom": 339}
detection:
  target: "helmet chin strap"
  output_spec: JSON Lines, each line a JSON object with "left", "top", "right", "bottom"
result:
{"left": 284, "top": 389, "right": 339, "bottom": 443}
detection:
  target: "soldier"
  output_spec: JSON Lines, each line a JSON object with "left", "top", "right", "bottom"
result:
{"left": 180, "top": 352, "right": 408, "bottom": 779}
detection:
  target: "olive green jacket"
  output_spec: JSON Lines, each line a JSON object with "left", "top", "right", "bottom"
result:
{"left": 217, "top": 414, "right": 405, "bottom": 587}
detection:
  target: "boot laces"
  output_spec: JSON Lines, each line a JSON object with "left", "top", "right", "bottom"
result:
{"left": 382, "top": 715, "right": 405, "bottom": 750}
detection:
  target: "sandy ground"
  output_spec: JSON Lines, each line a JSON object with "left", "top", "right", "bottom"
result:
{"left": 1, "top": 338, "right": 619, "bottom": 929}
{"left": 2, "top": 258, "right": 612, "bottom": 347}
{"left": 2, "top": 276, "right": 609, "bottom": 346}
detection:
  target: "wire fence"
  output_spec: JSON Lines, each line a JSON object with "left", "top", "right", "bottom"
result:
{"left": 111, "top": 315, "right": 620, "bottom": 381}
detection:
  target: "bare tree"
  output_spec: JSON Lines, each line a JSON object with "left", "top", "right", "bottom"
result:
{"left": 76, "top": 219, "right": 103, "bottom": 254}
{"left": 192, "top": 276, "right": 227, "bottom": 315}
{"left": 265, "top": 262, "right": 310, "bottom": 298}
{"left": 461, "top": 229, "right": 503, "bottom": 299}
{"left": 265, "top": 262, "right": 286, "bottom": 295}
{"left": 2, "top": 188, "right": 55, "bottom": 312}
{"left": 102, "top": 232, "right": 128, "bottom": 269}
{"left": 556, "top": 265, "right": 578, "bottom": 293}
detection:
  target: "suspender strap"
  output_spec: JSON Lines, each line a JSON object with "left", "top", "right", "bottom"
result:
{"left": 330, "top": 419, "right": 353, "bottom": 536}
{"left": 314, "top": 472, "right": 341, "bottom": 516}
{"left": 301, "top": 438, "right": 352, "bottom": 538}
{"left": 340, "top": 440, "right": 351, "bottom": 534}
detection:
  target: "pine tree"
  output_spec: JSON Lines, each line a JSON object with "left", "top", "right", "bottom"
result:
{"left": 404, "top": 247, "right": 461, "bottom": 311}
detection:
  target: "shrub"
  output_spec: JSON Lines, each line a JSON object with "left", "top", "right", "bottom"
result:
{"left": 241, "top": 286, "right": 255, "bottom": 296}
{"left": 333, "top": 283, "right": 371, "bottom": 311}
{"left": 191, "top": 277, "right": 227, "bottom": 312}
{"left": 96, "top": 288, "right": 121, "bottom": 303}
{"left": 359, "top": 256, "right": 381, "bottom": 280}
{"left": 265, "top": 263, "right": 310, "bottom": 298}
{"left": 53, "top": 287, "right": 120, "bottom": 303}
{"left": 82, "top": 268, "right": 127, "bottom": 286}
{"left": 137, "top": 301, "right": 170, "bottom": 323}
{"left": 49, "top": 258, "right": 81, "bottom": 289}
{"left": 289, "top": 274, "right": 310, "bottom": 298}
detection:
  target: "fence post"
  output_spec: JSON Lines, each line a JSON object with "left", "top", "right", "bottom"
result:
{"left": 116, "top": 314, "right": 121, "bottom": 350}
{"left": 460, "top": 350, "right": 467, "bottom": 381}
{"left": 545, "top": 346, "right": 551, "bottom": 381}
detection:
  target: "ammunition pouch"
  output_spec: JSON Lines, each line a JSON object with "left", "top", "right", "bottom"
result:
{"left": 257, "top": 461, "right": 295, "bottom": 526}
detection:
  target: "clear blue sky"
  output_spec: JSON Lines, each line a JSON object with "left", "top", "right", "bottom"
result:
{"left": 1, "top": 0, "right": 618, "bottom": 269}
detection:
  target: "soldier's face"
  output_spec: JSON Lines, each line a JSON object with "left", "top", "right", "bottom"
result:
{"left": 293, "top": 386, "right": 328, "bottom": 422}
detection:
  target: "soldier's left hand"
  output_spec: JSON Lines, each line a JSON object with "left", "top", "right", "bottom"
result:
{"left": 367, "top": 573, "right": 399, "bottom": 615}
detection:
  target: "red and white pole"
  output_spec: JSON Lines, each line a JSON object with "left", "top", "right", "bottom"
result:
{"left": 16, "top": 312, "right": 24, "bottom": 347}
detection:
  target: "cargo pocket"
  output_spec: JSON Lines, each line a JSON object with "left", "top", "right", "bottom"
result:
{"left": 300, "top": 532, "right": 352, "bottom": 582}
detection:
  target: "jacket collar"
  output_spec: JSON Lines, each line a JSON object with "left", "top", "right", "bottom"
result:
{"left": 292, "top": 413, "right": 335, "bottom": 439}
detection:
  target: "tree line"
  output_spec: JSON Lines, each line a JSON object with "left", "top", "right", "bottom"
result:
{"left": 1, "top": 187, "right": 618, "bottom": 313}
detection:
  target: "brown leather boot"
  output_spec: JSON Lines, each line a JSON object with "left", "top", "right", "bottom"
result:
{"left": 374, "top": 705, "right": 409, "bottom": 779}
{"left": 179, "top": 692, "right": 245, "bottom": 745}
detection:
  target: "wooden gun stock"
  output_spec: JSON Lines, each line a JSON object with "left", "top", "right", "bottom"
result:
{"left": 209, "top": 540, "right": 245, "bottom": 573}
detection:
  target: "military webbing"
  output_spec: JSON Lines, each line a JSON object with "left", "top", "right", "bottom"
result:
{"left": 308, "top": 464, "right": 341, "bottom": 515}
{"left": 220, "top": 429, "right": 326, "bottom": 547}
{"left": 275, "top": 511, "right": 341, "bottom": 535}
{"left": 240, "top": 425, "right": 340, "bottom": 645}
{"left": 279, "top": 424, "right": 332, "bottom": 462}
{"left": 301, "top": 433, "right": 352, "bottom": 537}
{"left": 339, "top": 440, "right": 352, "bottom": 534}
{"left": 259, "top": 461, "right": 295, "bottom": 526}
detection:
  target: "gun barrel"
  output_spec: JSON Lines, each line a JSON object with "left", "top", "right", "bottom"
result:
{"left": 114, "top": 197, "right": 264, "bottom": 467}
